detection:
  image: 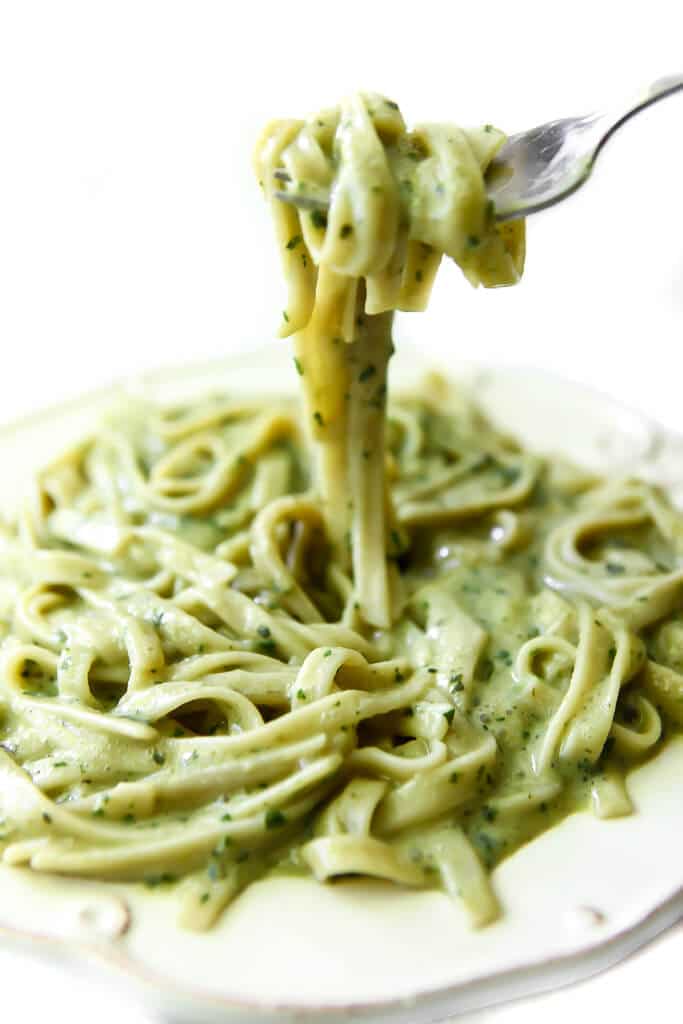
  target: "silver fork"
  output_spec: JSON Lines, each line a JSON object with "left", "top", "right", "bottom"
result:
{"left": 274, "top": 75, "right": 683, "bottom": 222}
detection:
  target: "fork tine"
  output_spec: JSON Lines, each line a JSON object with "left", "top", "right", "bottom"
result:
{"left": 273, "top": 168, "right": 330, "bottom": 211}
{"left": 274, "top": 190, "right": 329, "bottom": 212}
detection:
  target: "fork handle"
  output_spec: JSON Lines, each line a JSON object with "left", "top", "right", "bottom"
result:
{"left": 645, "top": 73, "right": 683, "bottom": 100}
{"left": 597, "top": 73, "right": 683, "bottom": 150}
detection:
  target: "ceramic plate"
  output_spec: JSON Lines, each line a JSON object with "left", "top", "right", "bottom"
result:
{"left": 1, "top": 346, "right": 683, "bottom": 1024}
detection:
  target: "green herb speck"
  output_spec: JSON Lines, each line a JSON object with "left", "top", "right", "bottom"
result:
{"left": 265, "top": 808, "right": 287, "bottom": 829}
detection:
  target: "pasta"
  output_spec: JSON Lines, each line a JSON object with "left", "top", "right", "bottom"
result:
{"left": 0, "top": 93, "right": 682, "bottom": 933}
{"left": 255, "top": 93, "right": 524, "bottom": 628}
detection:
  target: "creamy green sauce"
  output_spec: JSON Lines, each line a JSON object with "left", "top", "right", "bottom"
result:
{"left": 0, "top": 92, "right": 681, "bottom": 932}
{"left": 1, "top": 383, "right": 681, "bottom": 930}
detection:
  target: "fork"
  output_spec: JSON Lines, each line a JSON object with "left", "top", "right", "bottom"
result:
{"left": 274, "top": 75, "right": 683, "bottom": 222}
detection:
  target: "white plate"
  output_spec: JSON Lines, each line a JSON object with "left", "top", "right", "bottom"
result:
{"left": 1, "top": 347, "right": 682, "bottom": 1024}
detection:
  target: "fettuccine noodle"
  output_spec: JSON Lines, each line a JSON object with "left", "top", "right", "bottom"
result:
{"left": 0, "top": 93, "right": 681, "bottom": 932}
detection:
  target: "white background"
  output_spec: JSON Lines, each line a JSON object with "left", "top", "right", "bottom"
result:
{"left": 0, "top": 1, "right": 682, "bottom": 1021}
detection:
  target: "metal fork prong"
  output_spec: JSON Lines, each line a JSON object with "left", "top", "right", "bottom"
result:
{"left": 274, "top": 190, "right": 328, "bottom": 212}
